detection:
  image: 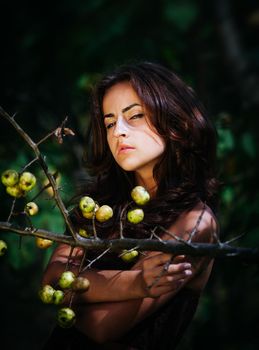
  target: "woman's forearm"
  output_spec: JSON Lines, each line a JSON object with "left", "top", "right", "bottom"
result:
{"left": 74, "top": 291, "right": 174, "bottom": 344}
{"left": 42, "top": 259, "right": 145, "bottom": 303}
{"left": 42, "top": 244, "right": 192, "bottom": 304}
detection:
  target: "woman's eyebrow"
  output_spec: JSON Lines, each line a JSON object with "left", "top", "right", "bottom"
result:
{"left": 103, "top": 103, "right": 141, "bottom": 119}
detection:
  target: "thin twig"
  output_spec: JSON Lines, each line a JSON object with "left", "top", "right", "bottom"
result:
{"left": 78, "top": 249, "right": 87, "bottom": 274}
{"left": 157, "top": 225, "right": 193, "bottom": 246}
{"left": 65, "top": 246, "right": 75, "bottom": 271}
{"left": 146, "top": 255, "right": 175, "bottom": 290}
{"left": 82, "top": 247, "right": 111, "bottom": 271}
{"left": 7, "top": 198, "right": 16, "bottom": 222}
{"left": 69, "top": 292, "right": 75, "bottom": 308}
{"left": 119, "top": 202, "right": 132, "bottom": 239}
{"left": 225, "top": 232, "right": 247, "bottom": 245}
{"left": 36, "top": 130, "right": 56, "bottom": 146}
{"left": 150, "top": 226, "right": 158, "bottom": 239}
{"left": 187, "top": 203, "right": 206, "bottom": 243}
{"left": 36, "top": 116, "right": 69, "bottom": 146}
{"left": 91, "top": 205, "right": 99, "bottom": 239}
{"left": 20, "top": 157, "right": 39, "bottom": 173}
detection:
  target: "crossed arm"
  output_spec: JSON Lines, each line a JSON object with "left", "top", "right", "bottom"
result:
{"left": 42, "top": 205, "right": 217, "bottom": 343}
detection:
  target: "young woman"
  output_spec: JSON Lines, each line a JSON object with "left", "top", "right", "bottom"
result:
{"left": 42, "top": 61, "right": 219, "bottom": 349}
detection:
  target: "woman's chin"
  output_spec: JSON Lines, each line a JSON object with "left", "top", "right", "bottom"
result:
{"left": 117, "top": 161, "right": 139, "bottom": 172}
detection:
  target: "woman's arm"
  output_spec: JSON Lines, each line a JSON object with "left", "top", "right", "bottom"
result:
{"left": 74, "top": 286, "right": 183, "bottom": 343}
{"left": 74, "top": 259, "right": 213, "bottom": 344}
{"left": 42, "top": 244, "right": 191, "bottom": 303}
{"left": 74, "top": 205, "right": 217, "bottom": 343}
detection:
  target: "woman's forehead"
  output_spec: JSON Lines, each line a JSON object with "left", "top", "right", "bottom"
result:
{"left": 102, "top": 82, "right": 143, "bottom": 114}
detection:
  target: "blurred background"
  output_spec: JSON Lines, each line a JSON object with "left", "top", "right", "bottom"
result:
{"left": 0, "top": 0, "right": 259, "bottom": 349}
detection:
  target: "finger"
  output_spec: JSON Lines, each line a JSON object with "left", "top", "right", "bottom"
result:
{"left": 147, "top": 267, "right": 192, "bottom": 291}
{"left": 166, "top": 262, "right": 192, "bottom": 274}
{"left": 165, "top": 270, "right": 192, "bottom": 284}
{"left": 143, "top": 253, "right": 173, "bottom": 269}
{"left": 158, "top": 270, "right": 192, "bottom": 285}
{"left": 171, "top": 255, "right": 186, "bottom": 263}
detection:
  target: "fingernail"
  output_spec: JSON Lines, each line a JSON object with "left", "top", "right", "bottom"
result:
{"left": 185, "top": 270, "right": 192, "bottom": 276}
{"left": 184, "top": 263, "right": 191, "bottom": 269}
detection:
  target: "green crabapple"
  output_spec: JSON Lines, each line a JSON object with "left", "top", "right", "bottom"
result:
{"left": 38, "top": 285, "right": 55, "bottom": 304}
{"left": 82, "top": 203, "right": 99, "bottom": 219}
{"left": 79, "top": 196, "right": 95, "bottom": 213}
{"left": 131, "top": 186, "right": 150, "bottom": 205}
{"left": 71, "top": 277, "right": 90, "bottom": 293}
{"left": 52, "top": 290, "right": 65, "bottom": 305}
{"left": 120, "top": 249, "right": 139, "bottom": 262}
{"left": 1, "top": 169, "right": 19, "bottom": 187}
{"left": 19, "top": 171, "right": 37, "bottom": 191}
{"left": 6, "top": 184, "right": 25, "bottom": 198}
{"left": 25, "top": 202, "right": 39, "bottom": 216}
{"left": 78, "top": 228, "right": 90, "bottom": 238}
{"left": 95, "top": 205, "right": 113, "bottom": 222}
{"left": 57, "top": 307, "right": 76, "bottom": 328}
{"left": 58, "top": 271, "right": 76, "bottom": 289}
{"left": 35, "top": 237, "right": 53, "bottom": 249}
{"left": 0, "top": 240, "right": 7, "bottom": 256}
{"left": 127, "top": 208, "right": 144, "bottom": 224}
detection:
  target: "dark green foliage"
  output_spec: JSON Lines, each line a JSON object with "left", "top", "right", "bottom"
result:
{"left": 0, "top": 0, "right": 259, "bottom": 349}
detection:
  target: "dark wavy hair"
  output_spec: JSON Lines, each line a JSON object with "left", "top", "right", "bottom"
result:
{"left": 76, "top": 61, "right": 219, "bottom": 238}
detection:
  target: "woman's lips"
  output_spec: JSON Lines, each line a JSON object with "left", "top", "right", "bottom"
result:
{"left": 118, "top": 145, "right": 135, "bottom": 155}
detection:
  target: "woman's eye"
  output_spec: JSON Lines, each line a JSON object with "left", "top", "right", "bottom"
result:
{"left": 106, "top": 122, "right": 116, "bottom": 129}
{"left": 130, "top": 113, "right": 144, "bottom": 120}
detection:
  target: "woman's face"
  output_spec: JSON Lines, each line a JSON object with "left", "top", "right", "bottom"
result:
{"left": 102, "top": 81, "right": 165, "bottom": 176}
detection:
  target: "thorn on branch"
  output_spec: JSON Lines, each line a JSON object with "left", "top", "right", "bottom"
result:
{"left": 224, "top": 232, "right": 247, "bottom": 245}
{"left": 11, "top": 112, "right": 18, "bottom": 120}
{"left": 157, "top": 225, "right": 192, "bottom": 247}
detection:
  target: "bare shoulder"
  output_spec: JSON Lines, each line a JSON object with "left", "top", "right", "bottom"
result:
{"left": 167, "top": 202, "right": 219, "bottom": 243}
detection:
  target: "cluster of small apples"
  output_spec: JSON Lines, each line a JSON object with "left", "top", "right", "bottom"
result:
{"left": 127, "top": 186, "right": 150, "bottom": 224}
{"left": 79, "top": 196, "right": 113, "bottom": 223}
{"left": 78, "top": 186, "right": 150, "bottom": 227}
{"left": 0, "top": 240, "right": 7, "bottom": 257}
{"left": 39, "top": 271, "right": 90, "bottom": 328}
{"left": 78, "top": 186, "right": 150, "bottom": 260}
{"left": 1, "top": 169, "right": 36, "bottom": 198}
{"left": 119, "top": 186, "right": 150, "bottom": 262}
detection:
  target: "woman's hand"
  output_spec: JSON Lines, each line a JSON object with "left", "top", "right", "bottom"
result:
{"left": 132, "top": 252, "right": 193, "bottom": 298}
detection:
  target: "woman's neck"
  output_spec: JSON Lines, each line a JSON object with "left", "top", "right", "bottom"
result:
{"left": 135, "top": 172, "right": 157, "bottom": 198}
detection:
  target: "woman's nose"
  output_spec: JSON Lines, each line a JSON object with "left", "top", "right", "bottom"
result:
{"left": 113, "top": 117, "right": 128, "bottom": 138}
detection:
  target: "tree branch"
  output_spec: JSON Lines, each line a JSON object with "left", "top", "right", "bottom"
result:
{"left": 0, "top": 106, "right": 77, "bottom": 241}
{"left": 1, "top": 221, "right": 259, "bottom": 263}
